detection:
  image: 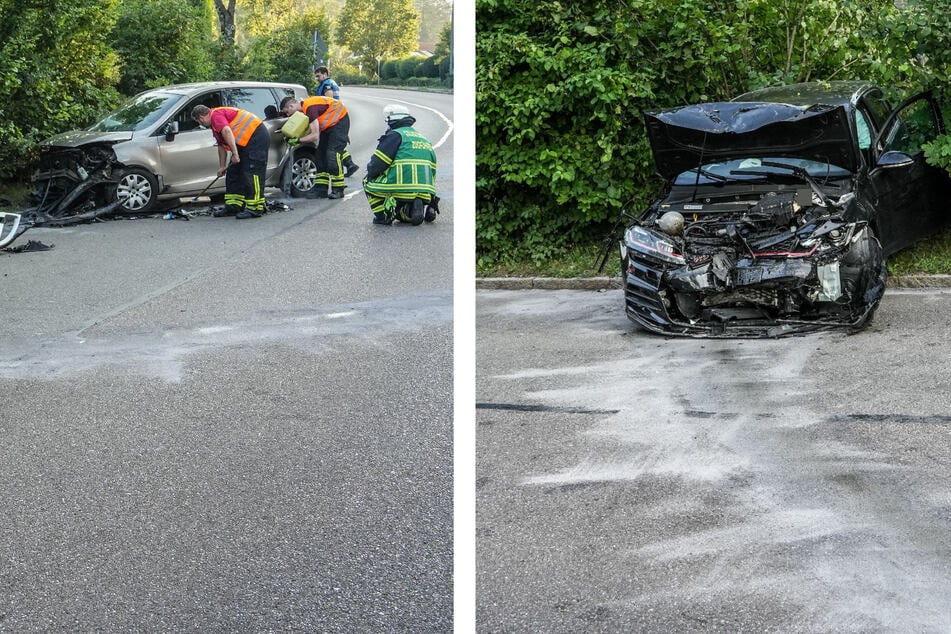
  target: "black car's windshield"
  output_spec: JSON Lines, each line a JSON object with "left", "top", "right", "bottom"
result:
{"left": 673, "top": 157, "right": 850, "bottom": 185}
{"left": 88, "top": 92, "right": 181, "bottom": 132}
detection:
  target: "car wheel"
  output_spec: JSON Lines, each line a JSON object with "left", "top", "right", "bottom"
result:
{"left": 290, "top": 150, "right": 319, "bottom": 197}
{"left": 115, "top": 167, "right": 158, "bottom": 214}
{"left": 842, "top": 226, "right": 886, "bottom": 331}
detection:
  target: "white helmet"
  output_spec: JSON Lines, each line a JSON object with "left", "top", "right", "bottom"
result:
{"left": 383, "top": 104, "right": 411, "bottom": 124}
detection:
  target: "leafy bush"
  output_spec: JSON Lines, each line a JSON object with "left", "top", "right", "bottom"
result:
{"left": 0, "top": 2, "right": 122, "bottom": 179}
{"left": 398, "top": 57, "right": 419, "bottom": 79}
{"left": 402, "top": 77, "right": 446, "bottom": 89}
{"left": 337, "top": 72, "right": 371, "bottom": 86}
{"left": 381, "top": 60, "right": 400, "bottom": 80}
{"left": 438, "top": 57, "right": 451, "bottom": 82}
{"left": 869, "top": 3, "right": 951, "bottom": 178}
{"left": 417, "top": 56, "right": 439, "bottom": 79}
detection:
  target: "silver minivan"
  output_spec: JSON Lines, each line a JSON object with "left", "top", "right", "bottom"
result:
{"left": 35, "top": 81, "right": 317, "bottom": 217}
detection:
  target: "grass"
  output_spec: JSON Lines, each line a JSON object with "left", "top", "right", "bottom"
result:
{"left": 478, "top": 243, "right": 622, "bottom": 278}
{"left": 886, "top": 229, "right": 951, "bottom": 276}
{"left": 0, "top": 182, "right": 31, "bottom": 209}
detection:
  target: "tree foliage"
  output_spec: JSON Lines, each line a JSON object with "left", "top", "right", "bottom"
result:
{"left": 336, "top": 0, "right": 420, "bottom": 77}
{"left": 869, "top": 2, "right": 951, "bottom": 175}
{"left": 433, "top": 22, "right": 452, "bottom": 65}
{"left": 112, "top": 0, "right": 216, "bottom": 95}
{"left": 0, "top": 0, "right": 338, "bottom": 180}
{"left": 0, "top": 0, "right": 121, "bottom": 179}
{"left": 475, "top": 0, "right": 951, "bottom": 268}
{"left": 415, "top": 0, "right": 452, "bottom": 44}
{"left": 241, "top": 8, "right": 331, "bottom": 87}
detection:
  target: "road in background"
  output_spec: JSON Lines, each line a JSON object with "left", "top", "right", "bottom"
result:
{"left": 478, "top": 287, "right": 951, "bottom": 632}
{"left": 0, "top": 90, "right": 453, "bottom": 631}
{"left": 338, "top": 87, "right": 454, "bottom": 185}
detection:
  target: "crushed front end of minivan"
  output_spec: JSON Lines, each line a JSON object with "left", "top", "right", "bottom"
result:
{"left": 30, "top": 142, "right": 124, "bottom": 225}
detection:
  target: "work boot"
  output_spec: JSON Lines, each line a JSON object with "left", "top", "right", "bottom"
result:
{"left": 328, "top": 187, "right": 345, "bottom": 199}
{"left": 345, "top": 163, "right": 359, "bottom": 177}
{"left": 213, "top": 205, "right": 240, "bottom": 217}
{"left": 409, "top": 198, "right": 425, "bottom": 226}
{"left": 236, "top": 208, "right": 261, "bottom": 219}
{"left": 372, "top": 213, "right": 393, "bottom": 225}
{"left": 424, "top": 195, "right": 440, "bottom": 222}
{"left": 304, "top": 187, "right": 328, "bottom": 199}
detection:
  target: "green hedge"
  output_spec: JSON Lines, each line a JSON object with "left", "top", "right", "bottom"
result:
{"left": 475, "top": 0, "right": 951, "bottom": 269}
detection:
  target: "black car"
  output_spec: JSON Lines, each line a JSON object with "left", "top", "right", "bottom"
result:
{"left": 620, "top": 80, "right": 951, "bottom": 337}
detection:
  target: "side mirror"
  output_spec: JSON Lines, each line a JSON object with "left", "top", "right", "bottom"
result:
{"left": 876, "top": 150, "right": 914, "bottom": 169}
{"left": 163, "top": 121, "right": 180, "bottom": 141}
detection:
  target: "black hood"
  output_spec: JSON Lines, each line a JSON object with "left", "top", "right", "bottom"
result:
{"left": 644, "top": 102, "right": 858, "bottom": 180}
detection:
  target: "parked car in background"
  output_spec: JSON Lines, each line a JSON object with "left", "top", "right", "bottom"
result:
{"left": 619, "top": 80, "right": 951, "bottom": 337}
{"left": 32, "top": 81, "right": 321, "bottom": 220}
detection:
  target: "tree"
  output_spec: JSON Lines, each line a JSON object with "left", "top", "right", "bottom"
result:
{"left": 240, "top": 0, "right": 317, "bottom": 37}
{"left": 336, "top": 0, "right": 420, "bottom": 78}
{"left": 240, "top": 8, "right": 331, "bottom": 87}
{"left": 432, "top": 21, "right": 452, "bottom": 65}
{"left": 212, "top": 0, "right": 237, "bottom": 45}
{"left": 112, "top": 0, "right": 215, "bottom": 95}
{"left": 414, "top": 0, "right": 451, "bottom": 44}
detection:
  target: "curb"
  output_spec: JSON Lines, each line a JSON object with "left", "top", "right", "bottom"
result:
{"left": 476, "top": 275, "right": 951, "bottom": 290}
{"left": 477, "top": 277, "right": 622, "bottom": 290}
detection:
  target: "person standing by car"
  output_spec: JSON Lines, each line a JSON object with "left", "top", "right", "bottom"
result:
{"left": 314, "top": 65, "right": 340, "bottom": 99}
{"left": 314, "top": 66, "right": 359, "bottom": 177}
{"left": 280, "top": 95, "right": 351, "bottom": 199}
{"left": 190, "top": 104, "right": 269, "bottom": 219}
{"left": 363, "top": 104, "right": 439, "bottom": 226}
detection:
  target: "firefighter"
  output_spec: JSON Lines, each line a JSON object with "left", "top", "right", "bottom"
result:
{"left": 279, "top": 95, "right": 351, "bottom": 199}
{"left": 363, "top": 104, "right": 439, "bottom": 226}
{"left": 190, "top": 104, "right": 268, "bottom": 219}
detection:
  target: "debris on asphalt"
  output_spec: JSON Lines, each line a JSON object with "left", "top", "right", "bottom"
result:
{"left": 3, "top": 239, "right": 54, "bottom": 253}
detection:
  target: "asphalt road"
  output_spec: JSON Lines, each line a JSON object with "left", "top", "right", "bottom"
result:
{"left": 477, "top": 287, "right": 951, "bottom": 633}
{"left": 0, "top": 89, "right": 453, "bottom": 631}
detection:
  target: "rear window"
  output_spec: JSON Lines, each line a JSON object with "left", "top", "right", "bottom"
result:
{"left": 225, "top": 88, "right": 282, "bottom": 121}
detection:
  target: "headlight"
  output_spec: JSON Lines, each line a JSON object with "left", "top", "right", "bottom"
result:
{"left": 799, "top": 222, "right": 856, "bottom": 250}
{"left": 624, "top": 225, "right": 686, "bottom": 265}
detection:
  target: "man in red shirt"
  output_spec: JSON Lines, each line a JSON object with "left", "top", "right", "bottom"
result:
{"left": 280, "top": 95, "right": 351, "bottom": 199}
{"left": 190, "top": 104, "right": 269, "bottom": 219}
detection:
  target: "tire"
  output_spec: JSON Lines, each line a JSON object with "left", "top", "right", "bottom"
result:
{"left": 115, "top": 167, "right": 158, "bottom": 214}
{"left": 842, "top": 226, "right": 886, "bottom": 331}
{"left": 289, "top": 150, "right": 319, "bottom": 197}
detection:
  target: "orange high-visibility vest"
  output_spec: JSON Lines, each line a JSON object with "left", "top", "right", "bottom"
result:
{"left": 301, "top": 96, "right": 348, "bottom": 131}
{"left": 211, "top": 107, "right": 262, "bottom": 147}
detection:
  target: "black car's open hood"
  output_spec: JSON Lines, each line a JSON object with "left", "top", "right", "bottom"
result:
{"left": 644, "top": 102, "right": 858, "bottom": 180}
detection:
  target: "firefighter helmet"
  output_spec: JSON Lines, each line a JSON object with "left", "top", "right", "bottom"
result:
{"left": 383, "top": 104, "right": 412, "bottom": 124}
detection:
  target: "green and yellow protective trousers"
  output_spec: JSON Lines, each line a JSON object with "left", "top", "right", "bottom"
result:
{"left": 211, "top": 107, "right": 269, "bottom": 215}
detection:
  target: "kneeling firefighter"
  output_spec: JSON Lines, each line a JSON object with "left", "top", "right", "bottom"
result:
{"left": 363, "top": 104, "right": 439, "bottom": 225}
